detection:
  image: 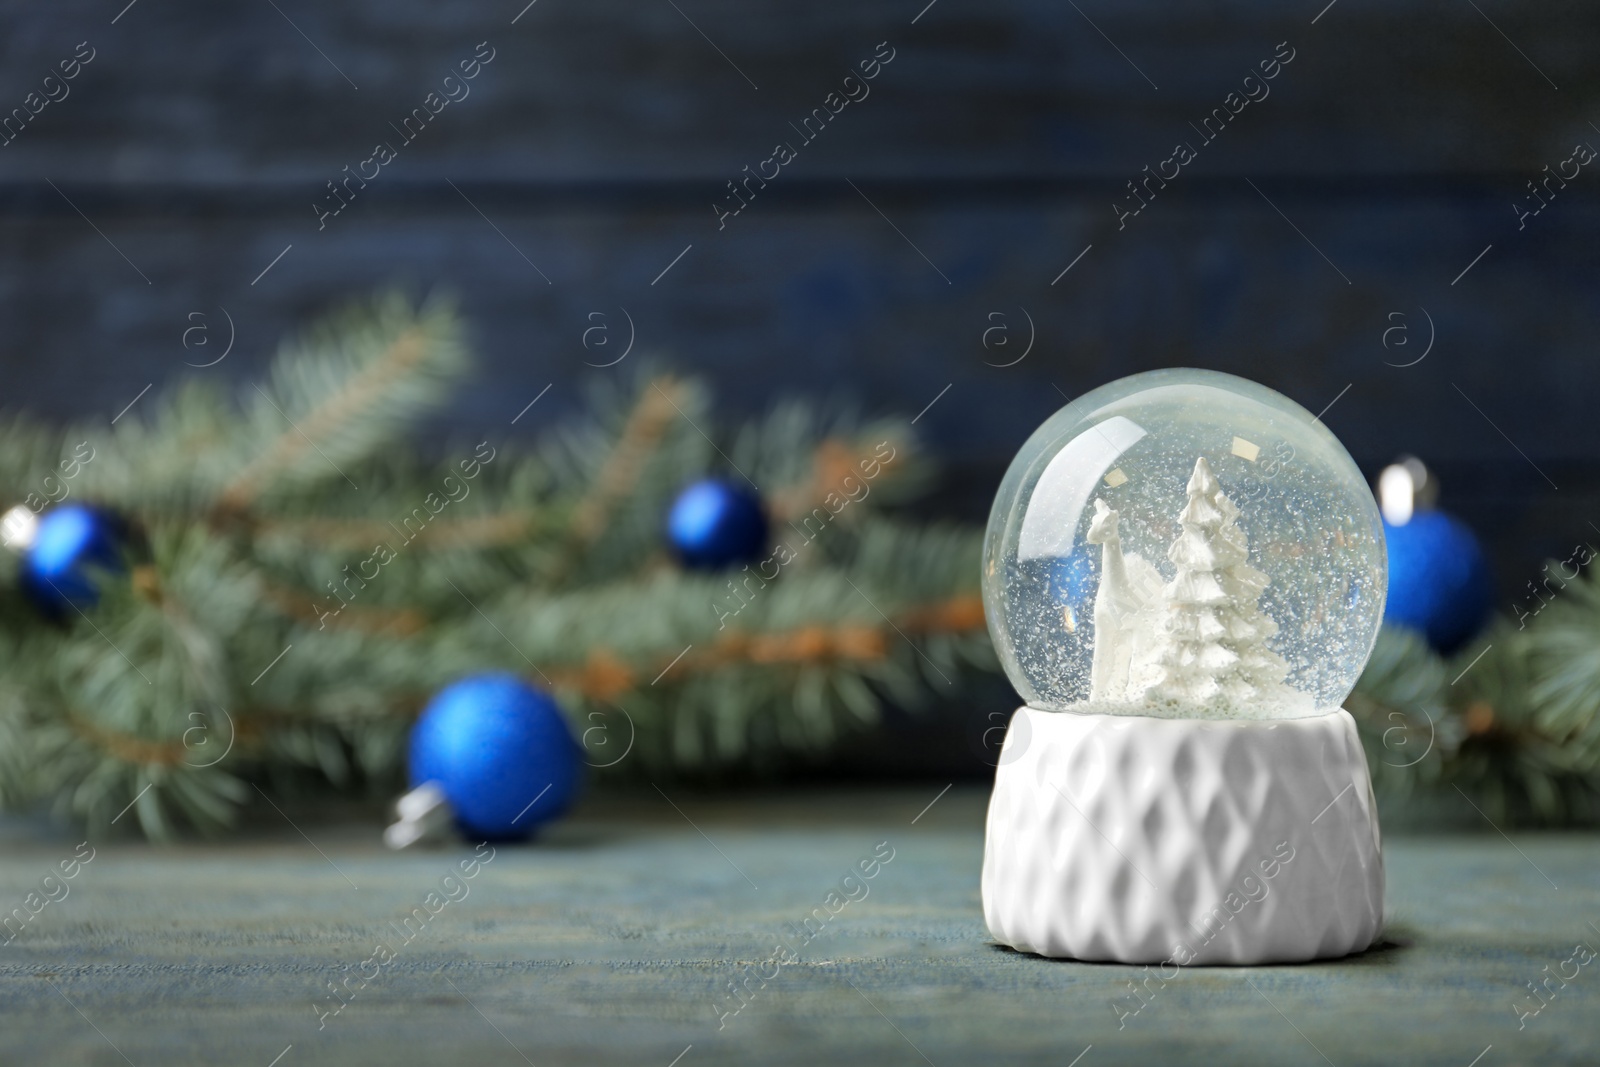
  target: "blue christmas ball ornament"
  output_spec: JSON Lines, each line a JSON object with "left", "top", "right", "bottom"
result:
{"left": 20, "top": 504, "right": 127, "bottom": 617}
{"left": 1045, "top": 548, "right": 1098, "bottom": 605}
{"left": 666, "top": 478, "right": 768, "bottom": 569}
{"left": 1383, "top": 510, "right": 1493, "bottom": 655}
{"left": 408, "top": 674, "right": 581, "bottom": 840}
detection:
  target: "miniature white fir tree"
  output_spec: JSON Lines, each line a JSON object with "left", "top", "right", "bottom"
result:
{"left": 1146, "top": 456, "right": 1298, "bottom": 713}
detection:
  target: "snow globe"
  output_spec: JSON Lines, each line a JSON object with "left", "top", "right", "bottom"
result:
{"left": 980, "top": 368, "right": 1386, "bottom": 965}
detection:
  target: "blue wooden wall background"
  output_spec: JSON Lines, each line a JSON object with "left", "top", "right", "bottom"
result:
{"left": 1, "top": 0, "right": 1597, "bottom": 606}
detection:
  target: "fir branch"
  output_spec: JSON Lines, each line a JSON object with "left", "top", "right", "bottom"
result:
{"left": 539, "top": 593, "right": 985, "bottom": 700}
{"left": 65, "top": 294, "right": 1600, "bottom": 831}
{"left": 896, "top": 592, "right": 988, "bottom": 634}
{"left": 767, "top": 435, "right": 908, "bottom": 523}
{"left": 257, "top": 580, "right": 428, "bottom": 636}
{"left": 562, "top": 375, "right": 687, "bottom": 552}
{"left": 213, "top": 295, "right": 465, "bottom": 516}
{"left": 66, "top": 709, "right": 198, "bottom": 766}
{"left": 1524, "top": 568, "right": 1600, "bottom": 765}
{"left": 253, "top": 510, "right": 540, "bottom": 550}
{"left": 214, "top": 328, "right": 418, "bottom": 512}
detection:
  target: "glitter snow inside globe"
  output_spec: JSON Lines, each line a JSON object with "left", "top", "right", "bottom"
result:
{"left": 980, "top": 369, "right": 1386, "bottom": 966}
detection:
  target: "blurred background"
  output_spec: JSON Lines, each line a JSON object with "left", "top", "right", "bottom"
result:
{"left": 1, "top": 0, "right": 1595, "bottom": 778}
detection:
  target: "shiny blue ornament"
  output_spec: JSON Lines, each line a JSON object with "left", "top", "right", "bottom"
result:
{"left": 1044, "top": 549, "right": 1098, "bottom": 605}
{"left": 408, "top": 674, "right": 580, "bottom": 840}
{"left": 20, "top": 504, "right": 126, "bottom": 617}
{"left": 1383, "top": 510, "right": 1493, "bottom": 655}
{"left": 666, "top": 478, "right": 768, "bottom": 569}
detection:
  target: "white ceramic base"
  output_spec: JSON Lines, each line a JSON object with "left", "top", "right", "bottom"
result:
{"left": 981, "top": 706, "right": 1383, "bottom": 964}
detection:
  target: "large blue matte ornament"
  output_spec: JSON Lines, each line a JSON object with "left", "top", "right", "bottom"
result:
{"left": 1383, "top": 511, "right": 1493, "bottom": 655}
{"left": 666, "top": 478, "right": 768, "bottom": 570}
{"left": 408, "top": 674, "right": 580, "bottom": 840}
{"left": 20, "top": 504, "right": 126, "bottom": 617}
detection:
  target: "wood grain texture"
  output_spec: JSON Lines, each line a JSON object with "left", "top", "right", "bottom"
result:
{"left": 0, "top": 1, "right": 1594, "bottom": 179}
{"left": 0, "top": 788, "right": 1594, "bottom": 1065}
{"left": 0, "top": 0, "right": 1596, "bottom": 599}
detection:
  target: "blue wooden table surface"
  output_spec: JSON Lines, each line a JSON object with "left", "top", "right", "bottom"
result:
{"left": 0, "top": 786, "right": 1595, "bottom": 1065}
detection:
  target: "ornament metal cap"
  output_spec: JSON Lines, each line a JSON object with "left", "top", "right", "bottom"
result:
{"left": 383, "top": 781, "right": 455, "bottom": 849}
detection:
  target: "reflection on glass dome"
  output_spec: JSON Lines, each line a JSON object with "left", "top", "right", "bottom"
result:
{"left": 982, "top": 369, "right": 1386, "bottom": 720}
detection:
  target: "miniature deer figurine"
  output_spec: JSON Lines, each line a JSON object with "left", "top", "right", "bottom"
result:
{"left": 1085, "top": 498, "right": 1138, "bottom": 700}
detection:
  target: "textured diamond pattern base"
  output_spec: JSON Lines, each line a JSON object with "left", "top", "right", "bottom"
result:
{"left": 982, "top": 707, "right": 1383, "bottom": 964}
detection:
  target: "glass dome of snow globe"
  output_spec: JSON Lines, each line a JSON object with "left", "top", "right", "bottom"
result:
{"left": 982, "top": 367, "right": 1386, "bottom": 720}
